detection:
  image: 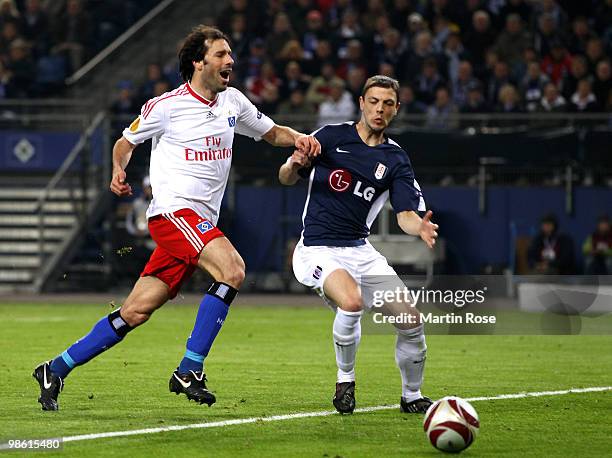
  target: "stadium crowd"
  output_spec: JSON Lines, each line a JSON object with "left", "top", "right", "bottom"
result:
{"left": 0, "top": 0, "right": 161, "bottom": 97}
{"left": 1, "top": 0, "right": 611, "bottom": 123}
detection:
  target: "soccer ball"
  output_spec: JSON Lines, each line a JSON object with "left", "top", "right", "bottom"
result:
{"left": 423, "top": 396, "right": 480, "bottom": 453}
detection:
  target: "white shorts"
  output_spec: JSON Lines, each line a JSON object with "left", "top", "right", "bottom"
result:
{"left": 292, "top": 238, "right": 406, "bottom": 310}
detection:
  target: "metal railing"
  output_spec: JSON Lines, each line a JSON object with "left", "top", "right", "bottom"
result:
{"left": 33, "top": 111, "right": 109, "bottom": 292}
{"left": 65, "top": 0, "right": 176, "bottom": 86}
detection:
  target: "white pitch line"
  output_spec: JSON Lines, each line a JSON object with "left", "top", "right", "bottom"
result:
{"left": 1, "top": 386, "right": 610, "bottom": 449}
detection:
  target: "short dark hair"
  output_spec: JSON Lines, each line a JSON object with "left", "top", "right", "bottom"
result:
{"left": 178, "top": 25, "right": 230, "bottom": 82}
{"left": 361, "top": 75, "right": 400, "bottom": 101}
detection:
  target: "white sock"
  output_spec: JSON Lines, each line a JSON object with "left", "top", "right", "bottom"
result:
{"left": 333, "top": 308, "right": 362, "bottom": 383}
{"left": 395, "top": 324, "right": 427, "bottom": 401}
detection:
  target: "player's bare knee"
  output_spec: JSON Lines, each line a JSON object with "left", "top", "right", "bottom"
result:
{"left": 120, "top": 304, "right": 152, "bottom": 327}
{"left": 225, "top": 266, "right": 245, "bottom": 289}
{"left": 340, "top": 296, "right": 364, "bottom": 313}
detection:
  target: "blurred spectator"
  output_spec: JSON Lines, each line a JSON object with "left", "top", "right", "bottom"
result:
{"left": 111, "top": 80, "right": 138, "bottom": 115}
{"left": 5, "top": 38, "right": 34, "bottom": 97}
{"left": 0, "top": 0, "right": 19, "bottom": 24}
{"left": 399, "top": 84, "right": 426, "bottom": 114}
{"left": 276, "top": 39, "right": 307, "bottom": 75}
{"left": 227, "top": 13, "right": 250, "bottom": 60}
{"left": 498, "top": 0, "right": 532, "bottom": 25}
{"left": 534, "top": 82, "right": 566, "bottom": 128}
{"left": 336, "top": 39, "right": 367, "bottom": 81}
{"left": 285, "top": 0, "right": 315, "bottom": 37}
{"left": 396, "top": 84, "right": 426, "bottom": 125}
{"left": 303, "top": 38, "right": 335, "bottom": 76}
{"left": 560, "top": 54, "right": 589, "bottom": 100}
{"left": 361, "top": 0, "right": 387, "bottom": 33}
{"left": 152, "top": 79, "right": 169, "bottom": 98}
{"left": 317, "top": 79, "right": 355, "bottom": 127}
{"left": 245, "top": 61, "right": 281, "bottom": 105}
{"left": 594, "top": 0, "right": 612, "bottom": 36}
{"left": 51, "top": 0, "right": 94, "bottom": 73}
{"left": 463, "top": 10, "right": 496, "bottom": 72}
{"left": 495, "top": 83, "right": 523, "bottom": 118}
{"left": 138, "top": 63, "right": 164, "bottom": 105}
{"left": 265, "top": 12, "right": 296, "bottom": 60}
{"left": 461, "top": 80, "right": 490, "bottom": 114}
{"left": 567, "top": 16, "right": 594, "bottom": 55}
{"left": 493, "top": 14, "right": 531, "bottom": 68}
{"left": 486, "top": 60, "right": 514, "bottom": 105}
{"left": 403, "top": 30, "right": 441, "bottom": 83}
{"left": 334, "top": 7, "right": 364, "bottom": 50}
{"left": 276, "top": 88, "right": 315, "bottom": 132}
{"left": 533, "top": 13, "right": 562, "bottom": 58}
{"left": 593, "top": 60, "right": 611, "bottom": 109}
{"left": 582, "top": 215, "right": 612, "bottom": 275}
{"left": 443, "top": 31, "right": 470, "bottom": 84}
{"left": 512, "top": 46, "right": 539, "bottom": 82}
{"left": 403, "top": 12, "right": 427, "bottom": 50}
{"left": 279, "top": 60, "right": 310, "bottom": 100}
{"left": 425, "top": 86, "right": 458, "bottom": 129}
{"left": 422, "top": 0, "right": 454, "bottom": 27}
{"left": 306, "top": 61, "right": 343, "bottom": 107}
{"left": 19, "top": 0, "right": 49, "bottom": 57}
{"left": 521, "top": 61, "right": 550, "bottom": 112}
{"left": 216, "top": 0, "right": 260, "bottom": 37}
{"left": 0, "top": 59, "right": 8, "bottom": 97}
{"left": 570, "top": 78, "right": 598, "bottom": 113}
{"left": 585, "top": 37, "right": 605, "bottom": 74}
{"left": 378, "top": 61, "right": 396, "bottom": 79}
{"left": 389, "top": 0, "right": 414, "bottom": 33}
{"left": 235, "top": 38, "right": 266, "bottom": 82}
{"left": 346, "top": 66, "right": 366, "bottom": 107}
{"left": 376, "top": 28, "right": 406, "bottom": 72}
{"left": 540, "top": 40, "right": 572, "bottom": 85}
{"left": 413, "top": 57, "right": 445, "bottom": 105}
{"left": 536, "top": 0, "right": 568, "bottom": 30}
{"left": 528, "top": 213, "right": 575, "bottom": 275}
{"left": 0, "top": 18, "right": 19, "bottom": 56}
{"left": 301, "top": 9, "right": 328, "bottom": 59}
{"left": 452, "top": 60, "right": 478, "bottom": 107}
{"left": 259, "top": 80, "right": 280, "bottom": 114}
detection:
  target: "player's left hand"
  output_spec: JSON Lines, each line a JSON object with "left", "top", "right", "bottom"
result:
{"left": 295, "top": 134, "right": 321, "bottom": 158}
{"left": 419, "top": 210, "right": 439, "bottom": 249}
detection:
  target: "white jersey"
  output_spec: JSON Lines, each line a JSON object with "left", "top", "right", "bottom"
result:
{"left": 122, "top": 82, "right": 274, "bottom": 224}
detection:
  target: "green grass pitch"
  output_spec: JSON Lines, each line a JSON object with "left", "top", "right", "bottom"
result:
{"left": 0, "top": 302, "right": 611, "bottom": 457}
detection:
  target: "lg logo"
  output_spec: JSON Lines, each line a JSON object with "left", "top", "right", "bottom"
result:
{"left": 328, "top": 169, "right": 375, "bottom": 202}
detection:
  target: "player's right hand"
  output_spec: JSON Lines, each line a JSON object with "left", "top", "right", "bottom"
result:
{"left": 110, "top": 169, "right": 133, "bottom": 196}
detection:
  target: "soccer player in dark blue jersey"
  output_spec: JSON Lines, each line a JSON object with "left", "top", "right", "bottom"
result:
{"left": 279, "top": 75, "right": 438, "bottom": 414}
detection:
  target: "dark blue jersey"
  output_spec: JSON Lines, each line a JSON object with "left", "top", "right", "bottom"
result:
{"left": 299, "top": 122, "right": 425, "bottom": 247}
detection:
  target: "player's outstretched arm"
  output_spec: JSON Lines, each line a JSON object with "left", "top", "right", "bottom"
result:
{"left": 397, "top": 210, "right": 439, "bottom": 249}
{"left": 262, "top": 125, "right": 321, "bottom": 158}
{"left": 109, "top": 136, "right": 136, "bottom": 197}
{"left": 279, "top": 150, "right": 311, "bottom": 186}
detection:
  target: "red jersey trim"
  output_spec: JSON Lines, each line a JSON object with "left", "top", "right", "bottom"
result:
{"left": 142, "top": 86, "right": 189, "bottom": 119}
{"left": 186, "top": 82, "right": 218, "bottom": 107}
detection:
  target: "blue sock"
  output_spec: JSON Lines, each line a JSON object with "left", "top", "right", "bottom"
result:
{"left": 49, "top": 309, "right": 132, "bottom": 379}
{"left": 178, "top": 282, "right": 237, "bottom": 374}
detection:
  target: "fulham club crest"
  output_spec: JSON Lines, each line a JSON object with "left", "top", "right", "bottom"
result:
{"left": 374, "top": 162, "right": 387, "bottom": 180}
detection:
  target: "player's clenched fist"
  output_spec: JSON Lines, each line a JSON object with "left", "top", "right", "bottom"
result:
{"left": 290, "top": 149, "right": 312, "bottom": 168}
{"left": 110, "top": 169, "right": 133, "bottom": 197}
{"left": 295, "top": 134, "right": 321, "bottom": 158}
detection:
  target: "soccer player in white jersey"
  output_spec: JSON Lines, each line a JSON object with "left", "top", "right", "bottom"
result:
{"left": 32, "top": 26, "right": 320, "bottom": 411}
{"left": 279, "top": 75, "right": 438, "bottom": 414}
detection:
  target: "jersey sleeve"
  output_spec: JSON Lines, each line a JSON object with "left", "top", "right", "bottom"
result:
{"left": 389, "top": 160, "right": 426, "bottom": 213}
{"left": 122, "top": 100, "right": 167, "bottom": 145}
{"left": 234, "top": 89, "right": 275, "bottom": 139}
